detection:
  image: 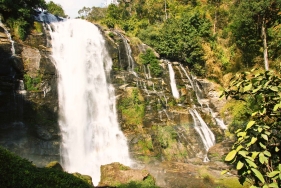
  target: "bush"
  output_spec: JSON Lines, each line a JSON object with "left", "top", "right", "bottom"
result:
{"left": 139, "top": 49, "right": 163, "bottom": 77}
{"left": 0, "top": 147, "right": 92, "bottom": 188}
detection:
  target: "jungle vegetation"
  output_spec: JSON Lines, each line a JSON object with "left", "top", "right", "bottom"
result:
{"left": 79, "top": 1, "right": 281, "bottom": 187}
{"left": 1, "top": 0, "right": 281, "bottom": 187}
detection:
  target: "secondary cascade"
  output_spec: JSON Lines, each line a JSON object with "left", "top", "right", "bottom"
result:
{"left": 49, "top": 19, "right": 131, "bottom": 185}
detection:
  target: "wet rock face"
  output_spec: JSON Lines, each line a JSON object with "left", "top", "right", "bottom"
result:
{"left": 0, "top": 22, "right": 59, "bottom": 166}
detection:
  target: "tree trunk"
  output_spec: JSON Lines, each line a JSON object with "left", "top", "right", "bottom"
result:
{"left": 262, "top": 20, "right": 269, "bottom": 70}
{"left": 164, "top": 0, "right": 168, "bottom": 20}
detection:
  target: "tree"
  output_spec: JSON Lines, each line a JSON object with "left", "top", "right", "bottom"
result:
{"left": 0, "top": 0, "right": 47, "bottom": 39}
{"left": 151, "top": 10, "right": 211, "bottom": 76}
{"left": 86, "top": 7, "right": 106, "bottom": 21}
{"left": 222, "top": 69, "right": 281, "bottom": 187}
{"left": 230, "top": 0, "right": 281, "bottom": 70}
{"left": 78, "top": 6, "right": 91, "bottom": 19}
{"left": 46, "top": 1, "right": 67, "bottom": 18}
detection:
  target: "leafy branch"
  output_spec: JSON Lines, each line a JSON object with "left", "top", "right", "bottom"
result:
{"left": 222, "top": 69, "right": 281, "bottom": 188}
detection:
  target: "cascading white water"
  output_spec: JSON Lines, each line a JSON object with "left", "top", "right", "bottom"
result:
{"left": 168, "top": 63, "right": 180, "bottom": 99}
{"left": 118, "top": 33, "right": 137, "bottom": 76}
{"left": 189, "top": 109, "right": 215, "bottom": 153}
{"left": 50, "top": 19, "right": 131, "bottom": 185}
{"left": 0, "top": 20, "right": 15, "bottom": 56}
{"left": 179, "top": 64, "right": 194, "bottom": 89}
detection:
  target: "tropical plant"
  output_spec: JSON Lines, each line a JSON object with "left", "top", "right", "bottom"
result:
{"left": 222, "top": 69, "right": 281, "bottom": 187}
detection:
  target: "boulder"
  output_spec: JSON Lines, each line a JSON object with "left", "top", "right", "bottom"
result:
{"left": 99, "top": 162, "right": 150, "bottom": 187}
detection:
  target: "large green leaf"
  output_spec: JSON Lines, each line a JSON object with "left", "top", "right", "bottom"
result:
{"left": 246, "top": 121, "right": 255, "bottom": 130}
{"left": 264, "top": 151, "right": 271, "bottom": 157}
{"left": 251, "top": 152, "right": 259, "bottom": 160}
{"left": 225, "top": 150, "right": 237, "bottom": 161}
{"left": 268, "top": 183, "right": 279, "bottom": 188}
{"left": 267, "top": 171, "right": 280, "bottom": 178}
{"left": 261, "top": 134, "right": 268, "bottom": 141}
{"left": 236, "top": 161, "right": 244, "bottom": 170}
{"left": 246, "top": 159, "right": 257, "bottom": 168}
{"left": 259, "top": 153, "right": 266, "bottom": 164}
{"left": 251, "top": 168, "right": 265, "bottom": 183}
{"left": 250, "top": 137, "right": 257, "bottom": 144}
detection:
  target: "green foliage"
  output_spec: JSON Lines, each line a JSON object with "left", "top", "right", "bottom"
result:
{"left": 6, "top": 17, "right": 29, "bottom": 40}
{"left": 83, "top": 7, "right": 106, "bottom": 21}
{"left": 139, "top": 49, "right": 163, "bottom": 77}
{"left": 144, "top": 9, "right": 211, "bottom": 76}
{"left": 157, "top": 126, "right": 178, "bottom": 149}
{"left": 0, "top": 0, "right": 47, "bottom": 40}
{"left": 47, "top": 1, "right": 67, "bottom": 18}
{"left": 33, "top": 21, "right": 43, "bottom": 33}
{"left": 230, "top": 0, "right": 281, "bottom": 67}
{"left": 220, "top": 99, "right": 251, "bottom": 133}
{"left": 118, "top": 88, "right": 145, "bottom": 126}
{"left": 0, "top": 147, "right": 92, "bottom": 188}
{"left": 222, "top": 69, "right": 281, "bottom": 187}
{"left": 24, "top": 74, "right": 41, "bottom": 91}
{"left": 117, "top": 175, "right": 159, "bottom": 188}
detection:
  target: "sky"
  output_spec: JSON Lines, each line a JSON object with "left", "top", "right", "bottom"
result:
{"left": 46, "top": 0, "right": 109, "bottom": 18}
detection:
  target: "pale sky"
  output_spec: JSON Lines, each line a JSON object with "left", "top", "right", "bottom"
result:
{"left": 46, "top": 0, "right": 109, "bottom": 18}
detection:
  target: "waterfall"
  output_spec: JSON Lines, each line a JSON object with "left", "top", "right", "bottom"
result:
{"left": 147, "top": 65, "right": 152, "bottom": 79}
{"left": 50, "top": 19, "right": 131, "bottom": 185}
{"left": 168, "top": 63, "right": 180, "bottom": 99}
{"left": 189, "top": 109, "right": 215, "bottom": 161}
{"left": 0, "top": 20, "right": 15, "bottom": 56}
{"left": 179, "top": 64, "right": 194, "bottom": 89}
{"left": 118, "top": 33, "right": 137, "bottom": 75}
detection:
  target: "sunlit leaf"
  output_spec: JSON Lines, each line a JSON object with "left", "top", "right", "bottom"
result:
{"left": 225, "top": 150, "right": 237, "bottom": 161}
{"left": 264, "top": 151, "right": 271, "bottom": 157}
{"left": 250, "top": 137, "right": 257, "bottom": 144}
{"left": 246, "top": 159, "right": 257, "bottom": 168}
{"left": 251, "top": 152, "right": 259, "bottom": 159}
{"left": 273, "top": 104, "right": 280, "bottom": 111}
{"left": 259, "top": 153, "right": 266, "bottom": 164}
{"left": 237, "top": 131, "right": 246, "bottom": 137}
{"left": 268, "top": 182, "right": 279, "bottom": 188}
{"left": 259, "top": 142, "right": 266, "bottom": 149}
{"left": 238, "top": 150, "right": 248, "bottom": 157}
{"left": 251, "top": 168, "right": 265, "bottom": 183}
{"left": 261, "top": 134, "right": 268, "bottom": 141}
{"left": 267, "top": 171, "right": 280, "bottom": 178}
{"left": 236, "top": 145, "right": 244, "bottom": 152}
{"left": 275, "top": 147, "right": 279, "bottom": 152}
{"left": 246, "top": 121, "right": 255, "bottom": 130}
{"left": 237, "top": 161, "right": 244, "bottom": 170}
